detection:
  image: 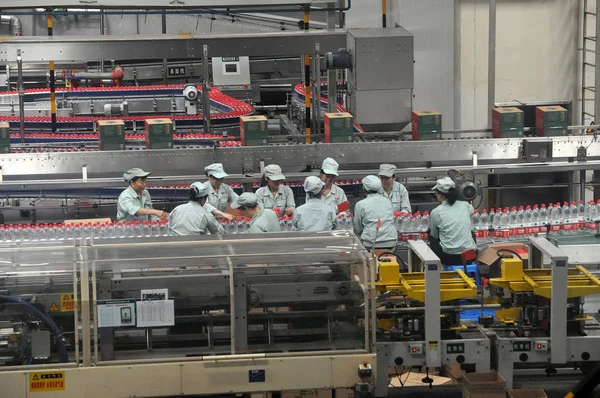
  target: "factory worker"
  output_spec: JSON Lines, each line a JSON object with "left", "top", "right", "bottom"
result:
{"left": 256, "top": 164, "right": 295, "bottom": 216}
{"left": 428, "top": 177, "right": 477, "bottom": 266}
{"left": 168, "top": 182, "right": 224, "bottom": 236}
{"left": 231, "top": 192, "right": 281, "bottom": 233}
{"left": 117, "top": 168, "right": 168, "bottom": 222}
{"left": 204, "top": 163, "right": 238, "bottom": 220}
{"left": 293, "top": 176, "right": 336, "bottom": 231}
{"left": 353, "top": 176, "right": 397, "bottom": 250}
{"left": 378, "top": 164, "right": 411, "bottom": 213}
{"left": 318, "top": 157, "right": 349, "bottom": 212}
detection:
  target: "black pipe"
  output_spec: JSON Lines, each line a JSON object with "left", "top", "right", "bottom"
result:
{"left": 0, "top": 295, "right": 69, "bottom": 363}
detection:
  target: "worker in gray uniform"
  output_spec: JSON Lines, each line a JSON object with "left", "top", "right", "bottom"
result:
{"left": 117, "top": 168, "right": 168, "bottom": 222}
{"left": 231, "top": 192, "right": 281, "bottom": 233}
{"left": 378, "top": 164, "right": 411, "bottom": 212}
{"left": 293, "top": 176, "right": 337, "bottom": 231}
{"left": 318, "top": 157, "right": 349, "bottom": 213}
{"left": 255, "top": 164, "right": 295, "bottom": 216}
{"left": 168, "top": 182, "right": 224, "bottom": 236}
{"left": 204, "top": 163, "right": 237, "bottom": 221}
{"left": 428, "top": 176, "right": 476, "bottom": 265}
{"left": 353, "top": 175, "right": 397, "bottom": 251}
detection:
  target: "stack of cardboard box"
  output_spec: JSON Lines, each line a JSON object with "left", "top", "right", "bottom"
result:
{"left": 412, "top": 110, "right": 442, "bottom": 141}
{"left": 145, "top": 119, "right": 174, "bottom": 149}
{"left": 324, "top": 112, "right": 354, "bottom": 143}
{"left": 0, "top": 122, "right": 10, "bottom": 153}
{"left": 98, "top": 120, "right": 126, "bottom": 151}
{"left": 240, "top": 115, "right": 268, "bottom": 146}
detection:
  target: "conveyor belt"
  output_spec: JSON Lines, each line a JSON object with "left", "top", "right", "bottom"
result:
{"left": 0, "top": 85, "right": 254, "bottom": 129}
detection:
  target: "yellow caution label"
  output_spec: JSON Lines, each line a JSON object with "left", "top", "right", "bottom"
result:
{"left": 428, "top": 342, "right": 439, "bottom": 349}
{"left": 60, "top": 293, "right": 75, "bottom": 312}
{"left": 0, "top": 36, "right": 13, "bottom": 42}
{"left": 49, "top": 303, "right": 59, "bottom": 312}
{"left": 29, "top": 371, "right": 65, "bottom": 392}
{"left": 177, "top": 32, "right": 193, "bottom": 39}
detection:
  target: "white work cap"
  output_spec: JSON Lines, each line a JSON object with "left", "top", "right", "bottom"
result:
{"left": 123, "top": 168, "right": 151, "bottom": 182}
{"left": 205, "top": 163, "right": 229, "bottom": 179}
{"left": 432, "top": 176, "right": 456, "bottom": 194}
{"left": 190, "top": 182, "right": 209, "bottom": 198}
{"left": 362, "top": 175, "right": 382, "bottom": 192}
{"left": 231, "top": 192, "right": 259, "bottom": 209}
{"left": 378, "top": 164, "right": 396, "bottom": 177}
{"left": 304, "top": 175, "right": 325, "bottom": 195}
{"left": 321, "top": 157, "right": 340, "bottom": 176}
{"left": 264, "top": 164, "right": 286, "bottom": 181}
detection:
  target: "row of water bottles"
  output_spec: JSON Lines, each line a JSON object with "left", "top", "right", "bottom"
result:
{"left": 0, "top": 220, "right": 169, "bottom": 242}
{"left": 471, "top": 200, "right": 600, "bottom": 240}
{"left": 218, "top": 213, "right": 355, "bottom": 233}
{"left": 394, "top": 211, "right": 429, "bottom": 242}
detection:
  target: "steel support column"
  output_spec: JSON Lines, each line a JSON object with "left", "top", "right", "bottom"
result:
{"left": 487, "top": 0, "right": 497, "bottom": 129}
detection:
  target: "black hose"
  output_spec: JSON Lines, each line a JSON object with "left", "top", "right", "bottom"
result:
{"left": 377, "top": 251, "right": 408, "bottom": 271}
{"left": 496, "top": 249, "right": 524, "bottom": 261}
{"left": 0, "top": 295, "right": 69, "bottom": 363}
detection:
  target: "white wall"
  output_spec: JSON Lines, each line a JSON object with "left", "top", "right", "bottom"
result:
{"left": 347, "top": 0, "right": 456, "bottom": 128}
{"left": 458, "top": 0, "right": 581, "bottom": 129}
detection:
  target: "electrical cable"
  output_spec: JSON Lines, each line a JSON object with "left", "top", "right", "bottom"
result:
{"left": 496, "top": 248, "right": 523, "bottom": 261}
{"left": 377, "top": 251, "right": 408, "bottom": 271}
{"left": 0, "top": 295, "right": 69, "bottom": 363}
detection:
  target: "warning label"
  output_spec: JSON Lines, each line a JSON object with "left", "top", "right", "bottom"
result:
{"left": 29, "top": 371, "right": 65, "bottom": 392}
{"left": 49, "top": 303, "right": 59, "bottom": 312}
{"left": 60, "top": 293, "right": 75, "bottom": 312}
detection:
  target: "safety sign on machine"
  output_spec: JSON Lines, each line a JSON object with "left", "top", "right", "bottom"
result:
{"left": 29, "top": 371, "right": 66, "bottom": 392}
{"left": 60, "top": 293, "right": 75, "bottom": 312}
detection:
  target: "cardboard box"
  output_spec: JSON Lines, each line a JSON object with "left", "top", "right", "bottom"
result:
{"left": 240, "top": 115, "right": 268, "bottom": 146}
{"left": 390, "top": 373, "right": 452, "bottom": 387}
{"left": 462, "top": 371, "right": 506, "bottom": 398}
{"left": 145, "top": 118, "right": 174, "bottom": 149}
{"left": 443, "top": 364, "right": 463, "bottom": 380}
{"left": 536, "top": 106, "right": 568, "bottom": 137}
{"left": 0, "top": 121, "right": 10, "bottom": 141}
{"left": 478, "top": 243, "right": 529, "bottom": 275}
{"left": 412, "top": 110, "right": 442, "bottom": 141}
{"left": 99, "top": 141, "right": 126, "bottom": 151}
{"left": 508, "top": 389, "right": 547, "bottom": 398}
{"left": 98, "top": 120, "right": 125, "bottom": 139}
{"left": 492, "top": 107, "right": 524, "bottom": 138}
{"left": 324, "top": 112, "right": 353, "bottom": 143}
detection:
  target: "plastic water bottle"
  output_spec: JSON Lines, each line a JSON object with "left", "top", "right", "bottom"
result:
{"left": 498, "top": 208, "right": 510, "bottom": 240}
{"left": 488, "top": 208, "right": 495, "bottom": 226}
{"left": 562, "top": 202, "right": 572, "bottom": 234}
{"left": 492, "top": 208, "right": 502, "bottom": 237}
{"left": 114, "top": 222, "right": 125, "bottom": 238}
{"left": 394, "top": 212, "right": 403, "bottom": 241}
{"left": 285, "top": 216, "right": 294, "bottom": 231}
{"left": 420, "top": 211, "right": 430, "bottom": 240}
{"left": 401, "top": 213, "right": 412, "bottom": 242}
{"left": 471, "top": 209, "right": 480, "bottom": 238}
{"left": 152, "top": 221, "right": 161, "bottom": 237}
{"left": 134, "top": 221, "right": 144, "bottom": 237}
{"left": 549, "top": 203, "right": 562, "bottom": 236}
{"left": 531, "top": 205, "right": 540, "bottom": 235}
{"left": 570, "top": 201, "right": 581, "bottom": 231}
{"left": 160, "top": 220, "right": 169, "bottom": 236}
{"left": 589, "top": 201, "right": 599, "bottom": 231}
{"left": 125, "top": 222, "right": 135, "bottom": 238}
{"left": 246, "top": 217, "right": 252, "bottom": 232}
{"left": 508, "top": 207, "right": 518, "bottom": 240}
{"left": 516, "top": 206, "right": 526, "bottom": 238}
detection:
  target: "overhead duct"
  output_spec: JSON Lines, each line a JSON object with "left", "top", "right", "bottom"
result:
{"left": 0, "top": 15, "right": 22, "bottom": 36}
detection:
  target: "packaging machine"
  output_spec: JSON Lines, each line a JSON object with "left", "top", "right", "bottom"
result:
{"left": 0, "top": 231, "right": 377, "bottom": 397}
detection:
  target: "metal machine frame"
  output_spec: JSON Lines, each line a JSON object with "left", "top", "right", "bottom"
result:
{"left": 374, "top": 241, "right": 491, "bottom": 397}
{"left": 493, "top": 237, "right": 600, "bottom": 388}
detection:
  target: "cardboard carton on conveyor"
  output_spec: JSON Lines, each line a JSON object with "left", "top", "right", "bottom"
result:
{"left": 478, "top": 243, "right": 529, "bottom": 276}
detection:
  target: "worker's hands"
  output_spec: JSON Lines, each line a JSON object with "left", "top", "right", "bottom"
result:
{"left": 155, "top": 210, "right": 169, "bottom": 220}
{"left": 221, "top": 213, "right": 235, "bottom": 221}
{"left": 285, "top": 208, "right": 294, "bottom": 216}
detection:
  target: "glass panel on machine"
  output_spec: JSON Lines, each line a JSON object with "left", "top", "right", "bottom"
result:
{"left": 84, "top": 231, "right": 372, "bottom": 363}
{"left": 0, "top": 241, "right": 79, "bottom": 367}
